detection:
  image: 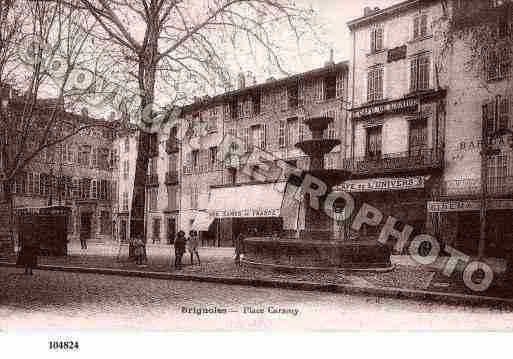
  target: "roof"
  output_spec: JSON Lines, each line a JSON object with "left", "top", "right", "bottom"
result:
{"left": 347, "top": 0, "right": 438, "bottom": 30}
{"left": 180, "top": 61, "right": 349, "bottom": 114}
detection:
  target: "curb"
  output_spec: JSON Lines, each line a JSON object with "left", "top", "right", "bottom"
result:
{"left": 2, "top": 261, "right": 513, "bottom": 309}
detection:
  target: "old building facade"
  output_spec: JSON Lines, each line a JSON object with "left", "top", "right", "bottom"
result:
{"left": 179, "top": 63, "right": 349, "bottom": 246}
{"left": 1, "top": 98, "right": 118, "bottom": 245}
{"left": 343, "top": 0, "right": 447, "bottom": 251}
{"left": 344, "top": 0, "right": 513, "bottom": 258}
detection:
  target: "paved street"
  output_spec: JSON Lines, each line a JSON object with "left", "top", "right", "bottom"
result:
{"left": 1, "top": 267, "right": 513, "bottom": 331}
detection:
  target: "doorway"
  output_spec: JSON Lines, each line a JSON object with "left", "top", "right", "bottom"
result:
{"left": 120, "top": 219, "right": 127, "bottom": 243}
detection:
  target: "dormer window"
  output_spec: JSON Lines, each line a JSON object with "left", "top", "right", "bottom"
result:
{"left": 370, "top": 26, "right": 384, "bottom": 53}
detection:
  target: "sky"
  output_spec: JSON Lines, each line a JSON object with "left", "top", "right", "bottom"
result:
{"left": 263, "top": 0, "right": 402, "bottom": 75}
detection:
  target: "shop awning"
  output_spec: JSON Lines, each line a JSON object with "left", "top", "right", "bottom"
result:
{"left": 208, "top": 182, "right": 286, "bottom": 218}
{"left": 191, "top": 211, "right": 215, "bottom": 231}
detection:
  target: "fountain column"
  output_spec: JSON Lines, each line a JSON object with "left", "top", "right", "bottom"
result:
{"left": 295, "top": 116, "right": 342, "bottom": 241}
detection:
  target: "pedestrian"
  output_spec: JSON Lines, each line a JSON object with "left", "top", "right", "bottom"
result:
{"left": 16, "top": 234, "right": 38, "bottom": 275}
{"left": 134, "top": 236, "right": 145, "bottom": 265}
{"left": 174, "top": 230, "right": 186, "bottom": 269}
{"left": 80, "top": 229, "right": 88, "bottom": 250}
{"left": 234, "top": 231, "right": 245, "bottom": 266}
{"left": 187, "top": 230, "right": 201, "bottom": 265}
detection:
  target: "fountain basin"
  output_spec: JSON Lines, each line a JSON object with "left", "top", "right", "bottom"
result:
{"left": 242, "top": 237, "right": 393, "bottom": 271}
{"left": 295, "top": 139, "right": 341, "bottom": 157}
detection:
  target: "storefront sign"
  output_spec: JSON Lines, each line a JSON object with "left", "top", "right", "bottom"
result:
{"left": 387, "top": 45, "right": 407, "bottom": 63}
{"left": 335, "top": 176, "right": 428, "bottom": 193}
{"left": 352, "top": 97, "right": 418, "bottom": 119}
{"left": 211, "top": 208, "right": 281, "bottom": 218}
{"left": 428, "top": 199, "right": 513, "bottom": 213}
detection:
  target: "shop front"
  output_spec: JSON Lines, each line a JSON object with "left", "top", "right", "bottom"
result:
{"left": 208, "top": 182, "right": 286, "bottom": 246}
{"left": 427, "top": 199, "right": 513, "bottom": 258}
{"left": 335, "top": 175, "right": 431, "bottom": 251}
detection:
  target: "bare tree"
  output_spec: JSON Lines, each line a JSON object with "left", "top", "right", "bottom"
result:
{"left": 439, "top": 0, "right": 512, "bottom": 86}
{"left": 0, "top": 0, "right": 111, "bottom": 247}
{"left": 62, "top": 0, "right": 322, "bottom": 240}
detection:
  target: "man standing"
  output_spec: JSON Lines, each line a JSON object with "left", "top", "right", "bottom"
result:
{"left": 174, "top": 231, "right": 186, "bottom": 269}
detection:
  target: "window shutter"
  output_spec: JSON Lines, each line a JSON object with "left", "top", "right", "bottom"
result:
{"left": 413, "top": 16, "right": 420, "bottom": 39}
{"left": 420, "top": 14, "right": 428, "bottom": 37}
{"left": 483, "top": 102, "right": 495, "bottom": 138}
{"left": 410, "top": 58, "right": 418, "bottom": 92}
{"left": 376, "top": 68, "right": 383, "bottom": 100}
{"left": 336, "top": 74, "right": 344, "bottom": 98}
{"left": 376, "top": 27, "right": 383, "bottom": 51}
{"left": 370, "top": 28, "right": 376, "bottom": 52}
{"left": 186, "top": 152, "right": 192, "bottom": 172}
{"left": 488, "top": 50, "right": 498, "bottom": 81}
{"left": 299, "top": 119, "right": 305, "bottom": 142}
{"left": 262, "top": 124, "right": 267, "bottom": 149}
{"left": 367, "top": 71, "right": 373, "bottom": 101}
{"left": 279, "top": 120, "right": 286, "bottom": 148}
{"left": 419, "top": 55, "right": 430, "bottom": 90}
{"left": 499, "top": 97, "right": 510, "bottom": 130}
{"left": 499, "top": 47, "right": 511, "bottom": 78}
{"left": 243, "top": 127, "right": 250, "bottom": 152}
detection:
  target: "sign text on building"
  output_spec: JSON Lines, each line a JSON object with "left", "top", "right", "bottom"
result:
{"left": 210, "top": 208, "right": 281, "bottom": 218}
{"left": 335, "top": 176, "right": 428, "bottom": 192}
{"left": 352, "top": 97, "right": 419, "bottom": 119}
{"left": 427, "top": 199, "right": 513, "bottom": 213}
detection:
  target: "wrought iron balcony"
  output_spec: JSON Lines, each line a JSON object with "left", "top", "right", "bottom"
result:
{"left": 145, "top": 174, "right": 159, "bottom": 187}
{"left": 165, "top": 138, "right": 179, "bottom": 154}
{"left": 342, "top": 147, "right": 444, "bottom": 178}
{"left": 439, "top": 176, "right": 513, "bottom": 198}
{"left": 165, "top": 171, "right": 179, "bottom": 185}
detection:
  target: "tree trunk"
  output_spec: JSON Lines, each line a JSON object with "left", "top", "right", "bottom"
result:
{"left": 0, "top": 179, "right": 15, "bottom": 257}
{"left": 129, "top": 41, "right": 158, "bottom": 259}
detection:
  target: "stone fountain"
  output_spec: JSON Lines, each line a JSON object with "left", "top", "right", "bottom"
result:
{"left": 242, "top": 116, "right": 392, "bottom": 271}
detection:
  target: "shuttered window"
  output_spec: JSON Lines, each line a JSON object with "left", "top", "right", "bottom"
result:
{"left": 409, "top": 119, "right": 428, "bottom": 154}
{"left": 367, "top": 66, "right": 383, "bottom": 102}
{"left": 286, "top": 118, "right": 299, "bottom": 148}
{"left": 413, "top": 14, "right": 428, "bottom": 40}
{"left": 370, "top": 27, "right": 384, "bottom": 53}
{"left": 484, "top": 96, "right": 511, "bottom": 135}
{"left": 488, "top": 47, "right": 511, "bottom": 81}
{"left": 366, "top": 126, "right": 382, "bottom": 159}
{"left": 410, "top": 54, "right": 430, "bottom": 92}
{"left": 279, "top": 120, "right": 286, "bottom": 148}
{"left": 336, "top": 74, "right": 345, "bottom": 98}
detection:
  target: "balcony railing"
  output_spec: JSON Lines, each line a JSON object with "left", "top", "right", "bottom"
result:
{"left": 440, "top": 176, "right": 513, "bottom": 197}
{"left": 165, "top": 171, "right": 179, "bottom": 185}
{"left": 166, "top": 138, "right": 179, "bottom": 154}
{"left": 342, "top": 148, "right": 444, "bottom": 177}
{"left": 145, "top": 174, "right": 159, "bottom": 187}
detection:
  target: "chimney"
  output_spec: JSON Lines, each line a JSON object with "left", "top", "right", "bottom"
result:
{"left": 237, "top": 72, "right": 246, "bottom": 89}
{"left": 246, "top": 71, "right": 256, "bottom": 86}
{"left": 81, "top": 107, "right": 89, "bottom": 118}
{"left": 364, "top": 6, "right": 373, "bottom": 16}
{"left": 266, "top": 77, "right": 276, "bottom": 83}
{"left": 324, "top": 48, "right": 335, "bottom": 67}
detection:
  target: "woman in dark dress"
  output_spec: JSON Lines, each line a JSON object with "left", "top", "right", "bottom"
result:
{"left": 17, "top": 235, "right": 38, "bottom": 275}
